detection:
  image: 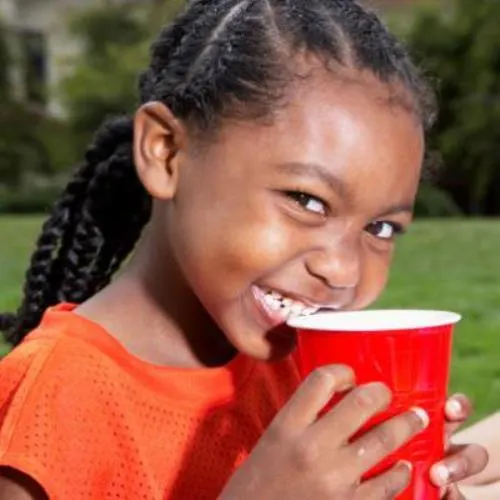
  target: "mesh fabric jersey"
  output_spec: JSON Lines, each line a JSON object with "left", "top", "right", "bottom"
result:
{"left": 0, "top": 304, "right": 300, "bottom": 499}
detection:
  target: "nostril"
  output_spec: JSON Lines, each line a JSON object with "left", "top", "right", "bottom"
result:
{"left": 305, "top": 260, "right": 359, "bottom": 291}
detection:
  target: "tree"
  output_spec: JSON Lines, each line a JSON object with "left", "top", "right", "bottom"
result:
{"left": 0, "top": 22, "right": 11, "bottom": 100}
{"left": 405, "top": 0, "right": 500, "bottom": 215}
{"left": 61, "top": 1, "right": 185, "bottom": 149}
{"left": 0, "top": 20, "right": 76, "bottom": 212}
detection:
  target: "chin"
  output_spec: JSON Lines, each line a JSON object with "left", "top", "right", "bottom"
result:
{"left": 230, "top": 322, "right": 298, "bottom": 362}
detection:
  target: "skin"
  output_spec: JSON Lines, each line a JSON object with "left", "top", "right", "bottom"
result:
{"left": 0, "top": 66, "right": 487, "bottom": 498}
{"left": 453, "top": 410, "right": 500, "bottom": 497}
{"left": 80, "top": 67, "right": 424, "bottom": 369}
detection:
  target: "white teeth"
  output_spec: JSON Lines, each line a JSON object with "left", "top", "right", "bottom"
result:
{"left": 264, "top": 293, "right": 281, "bottom": 311}
{"left": 262, "top": 289, "right": 318, "bottom": 318}
{"left": 281, "top": 306, "right": 291, "bottom": 316}
{"left": 303, "top": 307, "right": 317, "bottom": 316}
{"left": 264, "top": 294, "right": 275, "bottom": 306}
{"left": 269, "top": 300, "right": 282, "bottom": 312}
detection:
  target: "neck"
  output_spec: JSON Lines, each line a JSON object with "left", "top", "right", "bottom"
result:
{"left": 78, "top": 225, "right": 236, "bottom": 369}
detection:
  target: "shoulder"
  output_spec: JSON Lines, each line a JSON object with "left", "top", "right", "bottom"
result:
{"left": 0, "top": 320, "right": 130, "bottom": 436}
{"left": 0, "top": 321, "right": 127, "bottom": 499}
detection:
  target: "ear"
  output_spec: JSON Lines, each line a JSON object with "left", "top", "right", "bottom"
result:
{"left": 133, "top": 102, "right": 187, "bottom": 200}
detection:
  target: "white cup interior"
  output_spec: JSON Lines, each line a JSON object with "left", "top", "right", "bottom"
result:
{"left": 287, "top": 310, "right": 462, "bottom": 332}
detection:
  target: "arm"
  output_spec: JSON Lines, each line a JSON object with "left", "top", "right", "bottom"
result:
{"left": 453, "top": 412, "right": 500, "bottom": 486}
{"left": 0, "top": 468, "right": 48, "bottom": 500}
{"left": 460, "top": 482, "right": 500, "bottom": 500}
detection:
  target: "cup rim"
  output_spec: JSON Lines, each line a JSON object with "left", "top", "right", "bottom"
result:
{"left": 287, "top": 309, "right": 462, "bottom": 332}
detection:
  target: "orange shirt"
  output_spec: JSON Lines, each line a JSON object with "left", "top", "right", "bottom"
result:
{"left": 0, "top": 304, "right": 300, "bottom": 499}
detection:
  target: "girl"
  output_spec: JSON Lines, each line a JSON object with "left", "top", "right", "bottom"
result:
{"left": 0, "top": 0, "right": 487, "bottom": 498}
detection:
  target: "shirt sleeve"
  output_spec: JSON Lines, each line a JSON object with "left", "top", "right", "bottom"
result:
{"left": 0, "top": 337, "right": 118, "bottom": 500}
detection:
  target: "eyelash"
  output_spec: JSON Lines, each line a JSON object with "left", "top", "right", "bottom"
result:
{"left": 366, "top": 221, "right": 405, "bottom": 241}
{"left": 284, "top": 191, "right": 328, "bottom": 215}
{"left": 284, "top": 191, "right": 405, "bottom": 240}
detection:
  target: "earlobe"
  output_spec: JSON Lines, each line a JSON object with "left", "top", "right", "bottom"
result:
{"left": 133, "top": 102, "right": 186, "bottom": 200}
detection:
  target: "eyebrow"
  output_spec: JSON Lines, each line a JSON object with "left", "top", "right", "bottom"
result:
{"left": 380, "top": 203, "right": 414, "bottom": 216}
{"left": 275, "top": 161, "right": 414, "bottom": 216}
{"left": 274, "top": 161, "right": 352, "bottom": 200}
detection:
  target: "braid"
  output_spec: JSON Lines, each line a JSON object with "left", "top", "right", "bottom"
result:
{"left": 2, "top": 117, "right": 144, "bottom": 345}
{"left": 57, "top": 140, "right": 150, "bottom": 304}
{"left": 2, "top": 0, "right": 435, "bottom": 345}
{"left": 3, "top": 159, "right": 98, "bottom": 344}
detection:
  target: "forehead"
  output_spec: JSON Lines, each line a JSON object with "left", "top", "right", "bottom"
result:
{"left": 197, "top": 68, "right": 425, "bottom": 205}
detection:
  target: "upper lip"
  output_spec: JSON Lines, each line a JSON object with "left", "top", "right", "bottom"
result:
{"left": 258, "top": 285, "right": 343, "bottom": 310}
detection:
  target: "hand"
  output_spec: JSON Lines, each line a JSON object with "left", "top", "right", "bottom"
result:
{"left": 430, "top": 394, "right": 488, "bottom": 498}
{"left": 220, "top": 365, "right": 428, "bottom": 500}
{"left": 442, "top": 485, "right": 467, "bottom": 500}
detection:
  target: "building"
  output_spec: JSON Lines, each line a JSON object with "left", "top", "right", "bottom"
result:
{"left": 0, "top": 0, "right": 87, "bottom": 116}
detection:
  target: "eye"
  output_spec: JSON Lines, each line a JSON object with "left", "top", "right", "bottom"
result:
{"left": 366, "top": 221, "right": 404, "bottom": 240}
{"left": 285, "top": 191, "right": 327, "bottom": 216}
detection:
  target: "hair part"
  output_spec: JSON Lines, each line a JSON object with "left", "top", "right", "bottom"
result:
{"left": 1, "top": 0, "right": 436, "bottom": 345}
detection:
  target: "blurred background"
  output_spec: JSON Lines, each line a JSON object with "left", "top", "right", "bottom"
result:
{"left": 0, "top": 0, "right": 499, "bottom": 421}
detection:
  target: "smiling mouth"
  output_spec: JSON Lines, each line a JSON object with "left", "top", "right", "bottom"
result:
{"left": 251, "top": 286, "right": 321, "bottom": 327}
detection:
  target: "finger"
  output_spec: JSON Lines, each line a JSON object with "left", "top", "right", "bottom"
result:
{"left": 310, "top": 382, "right": 392, "bottom": 445}
{"left": 445, "top": 394, "right": 471, "bottom": 421}
{"left": 444, "top": 395, "right": 471, "bottom": 449}
{"left": 355, "top": 461, "right": 412, "bottom": 500}
{"left": 445, "top": 394, "right": 471, "bottom": 434}
{"left": 274, "top": 365, "right": 355, "bottom": 431}
{"left": 347, "top": 408, "right": 429, "bottom": 474}
{"left": 441, "top": 484, "right": 465, "bottom": 500}
{"left": 430, "top": 443, "right": 489, "bottom": 487}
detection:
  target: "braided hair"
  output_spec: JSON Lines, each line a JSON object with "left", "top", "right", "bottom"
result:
{"left": 1, "top": 0, "right": 436, "bottom": 345}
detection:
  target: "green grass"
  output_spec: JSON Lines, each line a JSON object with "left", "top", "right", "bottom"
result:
{"left": 0, "top": 216, "right": 44, "bottom": 355}
{"left": 1, "top": 216, "right": 500, "bottom": 420}
{"left": 376, "top": 219, "right": 500, "bottom": 421}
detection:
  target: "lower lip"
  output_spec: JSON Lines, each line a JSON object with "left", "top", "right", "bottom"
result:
{"left": 251, "top": 286, "right": 288, "bottom": 329}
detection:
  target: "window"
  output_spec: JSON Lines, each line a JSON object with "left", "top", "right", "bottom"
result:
{"left": 19, "top": 29, "right": 47, "bottom": 106}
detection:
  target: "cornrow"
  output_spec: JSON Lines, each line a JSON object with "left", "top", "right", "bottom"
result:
{"left": 1, "top": 0, "right": 436, "bottom": 345}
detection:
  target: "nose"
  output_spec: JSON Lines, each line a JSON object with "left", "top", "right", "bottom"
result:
{"left": 305, "top": 241, "right": 361, "bottom": 304}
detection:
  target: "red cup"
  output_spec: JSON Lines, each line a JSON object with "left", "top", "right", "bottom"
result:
{"left": 288, "top": 309, "right": 461, "bottom": 500}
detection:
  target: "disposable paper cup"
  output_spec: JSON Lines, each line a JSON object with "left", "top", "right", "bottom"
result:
{"left": 288, "top": 310, "right": 461, "bottom": 500}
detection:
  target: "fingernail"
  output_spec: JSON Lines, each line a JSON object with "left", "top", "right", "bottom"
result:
{"left": 398, "top": 460, "right": 413, "bottom": 473}
{"left": 338, "top": 382, "right": 354, "bottom": 392}
{"left": 411, "top": 407, "right": 430, "bottom": 428}
{"left": 446, "top": 398, "right": 463, "bottom": 417}
{"left": 433, "top": 464, "right": 451, "bottom": 485}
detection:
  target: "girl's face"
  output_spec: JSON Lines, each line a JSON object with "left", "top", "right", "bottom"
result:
{"left": 136, "top": 70, "right": 424, "bottom": 362}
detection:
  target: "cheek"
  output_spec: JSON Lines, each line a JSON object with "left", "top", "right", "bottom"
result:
{"left": 354, "top": 248, "right": 394, "bottom": 309}
{"left": 169, "top": 200, "right": 298, "bottom": 301}
{"left": 213, "top": 225, "right": 294, "bottom": 278}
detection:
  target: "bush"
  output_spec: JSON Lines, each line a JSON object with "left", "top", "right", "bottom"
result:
{"left": 1, "top": 1, "right": 185, "bottom": 213}
{"left": 0, "top": 22, "right": 11, "bottom": 100}
{"left": 414, "top": 183, "right": 462, "bottom": 218}
{"left": 61, "top": 1, "right": 185, "bottom": 149}
{"left": 61, "top": 5, "right": 150, "bottom": 148}
{"left": 0, "top": 19, "right": 77, "bottom": 212}
{"left": 0, "top": 184, "right": 63, "bottom": 214}
{"left": 404, "top": 0, "right": 500, "bottom": 215}
{"left": 0, "top": 103, "right": 76, "bottom": 213}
